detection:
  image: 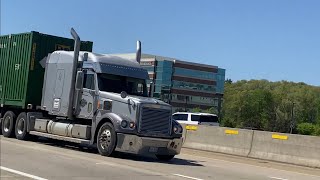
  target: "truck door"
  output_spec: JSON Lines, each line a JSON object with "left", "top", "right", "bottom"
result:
{"left": 78, "top": 71, "right": 95, "bottom": 119}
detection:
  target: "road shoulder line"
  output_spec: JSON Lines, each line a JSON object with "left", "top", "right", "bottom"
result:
{"left": 0, "top": 166, "right": 48, "bottom": 180}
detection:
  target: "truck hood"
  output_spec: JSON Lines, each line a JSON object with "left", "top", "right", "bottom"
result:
{"left": 98, "top": 91, "right": 170, "bottom": 107}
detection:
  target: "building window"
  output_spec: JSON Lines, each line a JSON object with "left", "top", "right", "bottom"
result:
{"left": 142, "top": 66, "right": 155, "bottom": 72}
{"left": 177, "top": 95, "right": 186, "bottom": 101}
{"left": 174, "top": 67, "right": 216, "bottom": 80}
{"left": 172, "top": 80, "right": 216, "bottom": 92}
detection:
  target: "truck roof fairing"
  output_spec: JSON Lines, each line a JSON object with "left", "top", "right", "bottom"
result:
{"left": 47, "top": 51, "right": 149, "bottom": 80}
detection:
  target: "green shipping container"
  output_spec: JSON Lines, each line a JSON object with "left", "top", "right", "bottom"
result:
{"left": 0, "top": 31, "right": 93, "bottom": 109}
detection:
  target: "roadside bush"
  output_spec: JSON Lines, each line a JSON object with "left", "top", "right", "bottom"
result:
{"left": 297, "top": 123, "right": 315, "bottom": 135}
{"left": 312, "top": 125, "right": 320, "bottom": 136}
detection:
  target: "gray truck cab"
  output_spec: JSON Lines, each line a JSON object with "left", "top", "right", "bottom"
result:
{"left": 37, "top": 30, "right": 183, "bottom": 160}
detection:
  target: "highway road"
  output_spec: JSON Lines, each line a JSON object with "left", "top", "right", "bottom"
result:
{"left": 1, "top": 136, "right": 319, "bottom": 180}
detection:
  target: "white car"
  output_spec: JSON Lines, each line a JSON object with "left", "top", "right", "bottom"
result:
{"left": 172, "top": 112, "right": 220, "bottom": 126}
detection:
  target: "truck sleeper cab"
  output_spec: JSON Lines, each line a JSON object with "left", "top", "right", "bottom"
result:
{"left": 0, "top": 29, "right": 183, "bottom": 161}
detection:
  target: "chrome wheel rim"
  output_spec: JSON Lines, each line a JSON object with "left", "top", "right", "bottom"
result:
{"left": 3, "top": 116, "right": 11, "bottom": 132}
{"left": 99, "top": 129, "right": 112, "bottom": 150}
{"left": 17, "top": 118, "right": 25, "bottom": 135}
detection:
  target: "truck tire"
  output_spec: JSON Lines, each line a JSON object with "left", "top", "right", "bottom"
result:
{"left": 2, "top": 111, "right": 16, "bottom": 138}
{"left": 97, "top": 122, "right": 116, "bottom": 156}
{"left": 156, "top": 155, "right": 175, "bottom": 161}
{"left": 0, "top": 112, "right": 2, "bottom": 135}
{"left": 15, "top": 112, "right": 30, "bottom": 140}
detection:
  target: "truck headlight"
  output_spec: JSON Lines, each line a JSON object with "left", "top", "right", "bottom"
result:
{"left": 121, "top": 120, "right": 128, "bottom": 128}
{"left": 173, "top": 125, "right": 182, "bottom": 134}
{"left": 129, "top": 122, "right": 135, "bottom": 129}
{"left": 172, "top": 119, "right": 183, "bottom": 134}
{"left": 173, "top": 126, "right": 178, "bottom": 133}
{"left": 121, "top": 120, "right": 135, "bottom": 129}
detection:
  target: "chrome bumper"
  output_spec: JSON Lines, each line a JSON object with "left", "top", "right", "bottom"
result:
{"left": 115, "top": 133, "right": 183, "bottom": 155}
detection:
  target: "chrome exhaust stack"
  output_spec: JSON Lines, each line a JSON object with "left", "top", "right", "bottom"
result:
{"left": 136, "top": 41, "right": 141, "bottom": 64}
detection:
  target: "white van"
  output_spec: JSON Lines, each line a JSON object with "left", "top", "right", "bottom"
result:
{"left": 172, "top": 112, "right": 220, "bottom": 126}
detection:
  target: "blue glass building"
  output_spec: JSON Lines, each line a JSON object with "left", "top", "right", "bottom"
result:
{"left": 114, "top": 53, "right": 225, "bottom": 112}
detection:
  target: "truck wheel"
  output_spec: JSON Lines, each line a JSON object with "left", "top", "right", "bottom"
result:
{"left": 97, "top": 122, "right": 116, "bottom": 156}
{"left": 156, "top": 155, "right": 175, "bottom": 161}
{"left": 15, "top": 112, "right": 30, "bottom": 140}
{"left": 0, "top": 112, "right": 2, "bottom": 135}
{"left": 2, "top": 111, "right": 16, "bottom": 138}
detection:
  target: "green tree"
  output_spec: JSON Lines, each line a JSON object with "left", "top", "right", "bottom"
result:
{"left": 220, "top": 80, "right": 320, "bottom": 135}
{"left": 313, "top": 125, "right": 320, "bottom": 136}
{"left": 225, "top": 78, "right": 233, "bottom": 84}
{"left": 190, "top": 107, "right": 203, "bottom": 113}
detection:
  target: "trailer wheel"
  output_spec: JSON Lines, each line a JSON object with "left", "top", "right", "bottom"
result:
{"left": 156, "top": 155, "right": 175, "bottom": 161}
{"left": 15, "top": 112, "right": 30, "bottom": 140}
{"left": 97, "top": 122, "right": 116, "bottom": 156}
{"left": 2, "top": 111, "right": 16, "bottom": 138}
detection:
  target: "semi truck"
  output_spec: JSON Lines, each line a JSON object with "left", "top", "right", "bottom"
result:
{"left": 0, "top": 28, "right": 183, "bottom": 160}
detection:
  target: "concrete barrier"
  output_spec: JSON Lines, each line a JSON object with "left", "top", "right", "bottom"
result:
{"left": 182, "top": 125, "right": 320, "bottom": 168}
{"left": 248, "top": 131, "right": 320, "bottom": 168}
{"left": 183, "top": 125, "right": 254, "bottom": 156}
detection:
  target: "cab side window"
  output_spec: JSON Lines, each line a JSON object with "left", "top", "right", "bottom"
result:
{"left": 83, "top": 73, "right": 95, "bottom": 90}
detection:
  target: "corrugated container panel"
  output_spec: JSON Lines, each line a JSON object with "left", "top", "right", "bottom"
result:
{"left": 0, "top": 35, "right": 11, "bottom": 106}
{"left": 0, "top": 31, "right": 93, "bottom": 109}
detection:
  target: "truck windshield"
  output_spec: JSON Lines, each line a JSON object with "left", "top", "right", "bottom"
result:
{"left": 97, "top": 73, "right": 147, "bottom": 97}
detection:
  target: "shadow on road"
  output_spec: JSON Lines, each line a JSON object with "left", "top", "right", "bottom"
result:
{"left": 34, "top": 137, "right": 204, "bottom": 167}
{"left": 111, "top": 152, "right": 204, "bottom": 166}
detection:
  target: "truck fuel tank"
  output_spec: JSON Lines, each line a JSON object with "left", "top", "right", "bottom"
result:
{"left": 34, "top": 119, "right": 91, "bottom": 140}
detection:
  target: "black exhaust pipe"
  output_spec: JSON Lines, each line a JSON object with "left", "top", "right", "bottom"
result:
{"left": 68, "top": 28, "right": 81, "bottom": 119}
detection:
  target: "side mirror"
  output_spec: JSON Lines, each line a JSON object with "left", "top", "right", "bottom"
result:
{"left": 120, "top": 91, "right": 128, "bottom": 99}
{"left": 75, "top": 71, "right": 84, "bottom": 90}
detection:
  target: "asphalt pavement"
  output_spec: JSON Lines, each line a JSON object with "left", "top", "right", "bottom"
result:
{"left": 1, "top": 136, "right": 319, "bottom": 180}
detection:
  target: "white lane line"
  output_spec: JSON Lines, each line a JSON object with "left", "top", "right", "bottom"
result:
{"left": 269, "top": 177, "right": 289, "bottom": 180}
{"left": 173, "top": 174, "right": 204, "bottom": 180}
{"left": 0, "top": 166, "right": 48, "bottom": 180}
{"left": 95, "top": 162, "right": 119, "bottom": 166}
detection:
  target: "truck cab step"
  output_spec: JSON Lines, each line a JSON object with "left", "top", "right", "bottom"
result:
{"left": 29, "top": 131, "right": 90, "bottom": 145}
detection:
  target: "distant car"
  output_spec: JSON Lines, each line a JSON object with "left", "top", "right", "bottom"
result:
{"left": 172, "top": 112, "right": 220, "bottom": 126}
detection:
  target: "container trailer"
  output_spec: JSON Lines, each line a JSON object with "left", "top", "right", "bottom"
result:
{"left": 0, "top": 29, "right": 183, "bottom": 160}
{"left": 0, "top": 31, "right": 93, "bottom": 108}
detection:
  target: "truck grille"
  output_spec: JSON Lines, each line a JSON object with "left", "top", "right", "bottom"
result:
{"left": 139, "top": 107, "right": 171, "bottom": 135}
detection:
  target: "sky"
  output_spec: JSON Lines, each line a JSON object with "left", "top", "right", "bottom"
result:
{"left": 1, "top": 0, "right": 320, "bottom": 86}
